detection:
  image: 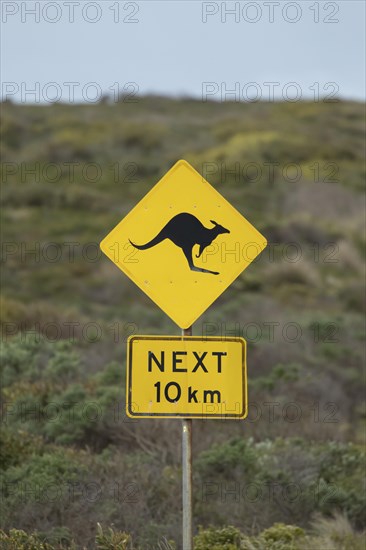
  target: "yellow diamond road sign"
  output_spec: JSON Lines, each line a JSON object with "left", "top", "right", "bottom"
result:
{"left": 127, "top": 336, "right": 247, "bottom": 419}
{"left": 100, "top": 160, "right": 267, "bottom": 328}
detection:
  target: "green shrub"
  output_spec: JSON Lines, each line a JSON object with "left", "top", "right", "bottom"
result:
{"left": 0, "top": 529, "right": 53, "bottom": 549}
{"left": 196, "top": 438, "right": 366, "bottom": 530}
{"left": 0, "top": 429, "right": 43, "bottom": 470}
{"left": 196, "top": 438, "right": 258, "bottom": 476}
{"left": 261, "top": 523, "right": 305, "bottom": 549}
{"left": 0, "top": 336, "right": 80, "bottom": 388}
{"left": 194, "top": 525, "right": 243, "bottom": 550}
{"left": 0, "top": 449, "right": 87, "bottom": 528}
{"left": 95, "top": 524, "right": 132, "bottom": 550}
{"left": 250, "top": 363, "right": 301, "bottom": 391}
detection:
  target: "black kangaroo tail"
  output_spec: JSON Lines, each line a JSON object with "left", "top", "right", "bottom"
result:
{"left": 129, "top": 230, "right": 166, "bottom": 250}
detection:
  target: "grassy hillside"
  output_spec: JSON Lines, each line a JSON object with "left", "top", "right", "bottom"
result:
{"left": 0, "top": 97, "right": 365, "bottom": 548}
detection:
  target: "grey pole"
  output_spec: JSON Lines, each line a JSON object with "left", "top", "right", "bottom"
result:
{"left": 182, "top": 326, "right": 193, "bottom": 550}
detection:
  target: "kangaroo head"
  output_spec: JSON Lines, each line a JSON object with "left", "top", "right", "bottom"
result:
{"left": 210, "top": 220, "right": 230, "bottom": 235}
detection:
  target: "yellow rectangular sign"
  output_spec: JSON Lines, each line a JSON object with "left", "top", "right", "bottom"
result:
{"left": 126, "top": 336, "right": 247, "bottom": 419}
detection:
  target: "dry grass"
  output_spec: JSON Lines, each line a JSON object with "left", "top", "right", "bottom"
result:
{"left": 306, "top": 513, "right": 366, "bottom": 550}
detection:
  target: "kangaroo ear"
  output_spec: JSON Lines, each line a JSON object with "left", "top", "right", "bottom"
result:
{"left": 210, "top": 220, "right": 218, "bottom": 226}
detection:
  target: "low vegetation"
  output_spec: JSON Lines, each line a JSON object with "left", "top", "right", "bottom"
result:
{"left": 0, "top": 97, "right": 365, "bottom": 547}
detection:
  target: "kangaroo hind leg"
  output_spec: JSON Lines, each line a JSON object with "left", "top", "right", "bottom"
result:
{"left": 182, "top": 246, "right": 219, "bottom": 275}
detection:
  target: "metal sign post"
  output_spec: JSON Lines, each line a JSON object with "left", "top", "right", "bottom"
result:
{"left": 182, "top": 326, "right": 193, "bottom": 550}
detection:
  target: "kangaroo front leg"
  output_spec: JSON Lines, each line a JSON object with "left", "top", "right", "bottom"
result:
{"left": 196, "top": 244, "right": 205, "bottom": 258}
{"left": 183, "top": 247, "right": 219, "bottom": 275}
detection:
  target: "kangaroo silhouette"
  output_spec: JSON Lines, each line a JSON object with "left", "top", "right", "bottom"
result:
{"left": 129, "top": 212, "right": 230, "bottom": 275}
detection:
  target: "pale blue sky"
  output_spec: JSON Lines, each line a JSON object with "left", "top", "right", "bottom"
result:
{"left": 1, "top": 1, "right": 365, "bottom": 102}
